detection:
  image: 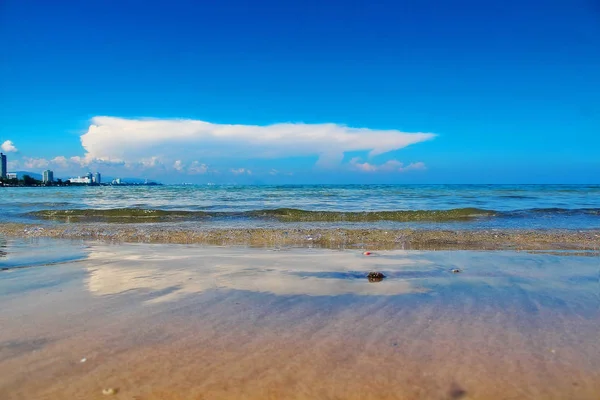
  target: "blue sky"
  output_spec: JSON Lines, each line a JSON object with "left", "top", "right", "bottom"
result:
{"left": 1, "top": 0, "right": 599, "bottom": 184}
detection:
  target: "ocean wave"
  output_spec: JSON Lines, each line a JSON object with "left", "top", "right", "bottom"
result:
{"left": 28, "top": 207, "right": 600, "bottom": 224}
{"left": 30, "top": 209, "right": 208, "bottom": 223}
{"left": 507, "top": 208, "right": 600, "bottom": 216}
{"left": 249, "top": 208, "right": 496, "bottom": 221}
{"left": 30, "top": 207, "right": 497, "bottom": 223}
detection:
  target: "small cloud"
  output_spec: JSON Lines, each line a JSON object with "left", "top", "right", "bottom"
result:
{"left": 67, "top": 154, "right": 126, "bottom": 168}
{"left": 139, "top": 156, "right": 162, "bottom": 168}
{"left": 399, "top": 161, "right": 426, "bottom": 172}
{"left": 13, "top": 154, "right": 127, "bottom": 172}
{"left": 23, "top": 157, "right": 50, "bottom": 169}
{"left": 51, "top": 156, "right": 69, "bottom": 168}
{"left": 269, "top": 169, "right": 279, "bottom": 175}
{"left": 70, "top": 156, "right": 88, "bottom": 167}
{"left": 350, "top": 157, "right": 378, "bottom": 172}
{"left": 188, "top": 161, "right": 208, "bottom": 174}
{"left": 231, "top": 168, "right": 251, "bottom": 175}
{"left": 173, "top": 160, "right": 185, "bottom": 171}
{"left": 1, "top": 140, "right": 18, "bottom": 153}
{"left": 349, "top": 158, "right": 426, "bottom": 173}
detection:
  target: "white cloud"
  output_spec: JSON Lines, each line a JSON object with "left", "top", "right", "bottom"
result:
{"left": 173, "top": 160, "right": 185, "bottom": 171}
{"left": 12, "top": 154, "right": 125, "bottom": 173}
{"left": 79, "top": 116, "right": 436, "bottom": 168}
{"left": 400, "top": 162, "right": 426, "bottom": 172}
{"left": 350, "top": 158, "right": 378, "bottom": 172}
{"left": 139, "top": 156, "right": 162, "bottom": 168}
{"left": 1, "top": 140, "right": 18, "bottom": 153}
{"left": 350, "top": 158, "right": 427, "bottom": 173}
{"left": 173, "top": 160, "right": 209, "bottom": 174}
{"left": 189, "top": 161, "right": 208, "bottom": 174}
{"left": 23, "top": 157, "right": 50, "bottom": 169}
{"left": 51, "top": 156, "right": 69, "bottom": 168}
{"left": 230, "top": 168, "right": 251, "bottom": 175}
{"left": 5, "top": 117, "right": 435, "bottom": 180}
{"left": 69, "top": 156, "right": 87, "bottom": 167}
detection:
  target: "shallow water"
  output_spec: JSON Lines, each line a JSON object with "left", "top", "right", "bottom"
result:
{"left": 0, "top": 238, "right": 599, "bottom": 399}
{"left": 2, "top": 184, "right": 600, "bottom": 230}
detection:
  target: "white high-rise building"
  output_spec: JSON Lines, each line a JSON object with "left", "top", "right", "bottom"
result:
{"left": 43, "top": 170, "right": 54, "bottom": 183}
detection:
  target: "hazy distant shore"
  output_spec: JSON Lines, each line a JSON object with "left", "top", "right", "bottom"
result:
{"left": 1, "top": 223, "right": 599, "bottom": 250}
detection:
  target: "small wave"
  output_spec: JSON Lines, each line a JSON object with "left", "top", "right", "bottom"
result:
{"left": 30, "top": 209, "right": 209, "bottom": 223}
{"left": 30, "top": 207, "right": 497, "bottom": 223}
{"left": 498, "top": 195, "right": 535, "bottom": 199}
{"left": 249, "top": 208, "right": 496, "bottom": 222}
{"left": 515, "top": 208, "right": 600, "bottom": 216}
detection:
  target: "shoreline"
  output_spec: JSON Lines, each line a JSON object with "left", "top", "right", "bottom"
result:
{"left": 1, "top": 223, "right": 599, "bottom": 250}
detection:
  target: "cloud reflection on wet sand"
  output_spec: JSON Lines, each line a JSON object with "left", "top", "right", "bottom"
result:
{"left": 85, "top": 246, "right": 438, "bottom": 301}
{"left": 1, "top": 241, "right": 599, "bottom": 400}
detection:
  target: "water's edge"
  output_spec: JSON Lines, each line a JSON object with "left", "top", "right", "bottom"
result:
{"left": 1, "top": 223, "right": 599, "bottom": 251}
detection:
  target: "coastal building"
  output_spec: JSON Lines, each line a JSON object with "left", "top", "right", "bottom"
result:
{"left": 69, "top": 176, "right": 91, "bottom": 184}
{"left": 6, "top": 172, "right": 17, "bottom": 180}
{"left": 70, "top": 172, "right": 92, "bottom": 184}
{"left": 43, "top": 170, "right": 54, "bottom": 183}
{"left": 70, "top": 171, "right": 101, "bottom": 185}
{"left": 0, "top": 152, "right": 6, "bottom": 178}
{"left": 112, "top": 178, "right": 122, "bottom": 185}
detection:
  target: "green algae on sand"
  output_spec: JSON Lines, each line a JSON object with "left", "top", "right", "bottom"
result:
{"left": 30, "top": 207, "right": 497, "bottom": 223}
{"left": 251, "top": 207, "right": 496, "bottom": 222}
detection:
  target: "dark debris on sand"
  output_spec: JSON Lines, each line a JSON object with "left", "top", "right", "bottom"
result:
{"left": 367, "top": 272, "right": 386, "bottom": 282}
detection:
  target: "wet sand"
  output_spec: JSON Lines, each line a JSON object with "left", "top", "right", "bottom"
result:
{"left": 1, "top": 239, "right": 599, "bottom": 399}
{"left": 1, "top": 223, "right": 600, "bottom": 250}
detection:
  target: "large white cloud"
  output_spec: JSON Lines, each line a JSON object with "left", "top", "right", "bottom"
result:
{"left": 1, "top": 140, "right": 18, "bottom": 153}
{"left": 7, "top": 117, "right": 435, "bottom": 178}
{"left": 79, "top": 116, "right": 436, "bottom": 168}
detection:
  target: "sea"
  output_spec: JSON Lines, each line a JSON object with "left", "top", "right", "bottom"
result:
{"left": 1, "top": 184, "right": 599, "bottom": 230}
{"left": 2, "top": 185, "right": 600, "bottom": 399}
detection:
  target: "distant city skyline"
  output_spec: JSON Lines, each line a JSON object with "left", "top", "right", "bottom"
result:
{"left": 1, "top": 0, "right": 599, "bottom": 184}
{"left": 2, "top": 151, "right": 143, "bottom": 186}
{"left": 0, "top": 152, "right": 111, "bottom": 184}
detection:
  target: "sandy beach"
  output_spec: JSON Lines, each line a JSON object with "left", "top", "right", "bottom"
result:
{"left": 1, "top": 238, "right": 599, "bottom": 399}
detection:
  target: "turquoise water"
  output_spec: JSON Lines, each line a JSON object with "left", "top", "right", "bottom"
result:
{"left": 1, "top": 184, "right": 599, "bottom": 229}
